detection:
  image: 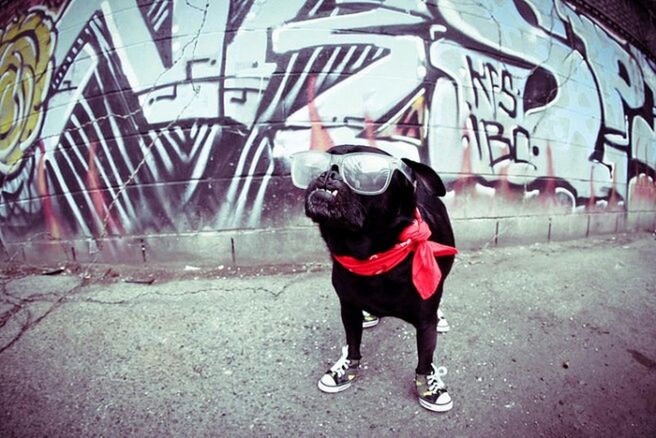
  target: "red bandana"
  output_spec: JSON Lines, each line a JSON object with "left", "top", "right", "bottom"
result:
{"left": 333, "top": 209, "right": 458, "bottom": 300}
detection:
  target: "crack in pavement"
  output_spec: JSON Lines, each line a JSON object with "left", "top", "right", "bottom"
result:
{"left": 0, "top": 270, "right": 310, "bottom": 354}
{"left": 0, "top": 282, "right": 83, "bottom": 355}
{"left": 73, "top": 274, "right": 310, "bottom": 305}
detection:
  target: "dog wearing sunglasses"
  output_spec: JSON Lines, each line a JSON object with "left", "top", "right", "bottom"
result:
{"left": 291, "top": 144, "right": 457, "bottom": 412}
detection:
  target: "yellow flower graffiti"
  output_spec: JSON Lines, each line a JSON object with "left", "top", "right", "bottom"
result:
{"left": 0, "top": 10, "right": 55, "bottom": 175}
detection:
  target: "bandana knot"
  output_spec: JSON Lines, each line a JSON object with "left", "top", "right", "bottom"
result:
{"left": 333, "top": 209, "right": 458, "bottom": 299}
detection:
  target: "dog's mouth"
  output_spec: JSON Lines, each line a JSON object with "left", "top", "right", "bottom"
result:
{"left": 308, "top": 188, "right": 339, "bottom": 201}
{"left": 306, "top": 187, "right": 340, "bottom": 216}
{"left": 304, "top": 183, "right": 365, "bottom": 230}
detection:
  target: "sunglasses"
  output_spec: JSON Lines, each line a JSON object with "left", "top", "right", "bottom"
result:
{"left": 289, "top": 151, "right": 414, "bottom": 195}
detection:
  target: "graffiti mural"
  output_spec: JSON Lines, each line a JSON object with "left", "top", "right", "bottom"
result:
{"left": 0, "top": 0, "right": 654, "bottom": 255}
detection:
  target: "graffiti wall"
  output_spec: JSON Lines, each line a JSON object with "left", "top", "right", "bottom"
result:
{"left": 0, "top": 0, "right": 655, "bottom": 261}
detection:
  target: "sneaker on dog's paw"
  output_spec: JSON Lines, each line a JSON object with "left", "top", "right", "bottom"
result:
{"left": 415, "top": 364, "right": 453, "bottom": 412}
{"left": 318, "top": 346, "right": 360, "bottom": 393}
{"left": 437, "top": 308, "right": 450, "bottom": 333}
{"left": 362, "top": 310, "right": 379, "bottom": 329}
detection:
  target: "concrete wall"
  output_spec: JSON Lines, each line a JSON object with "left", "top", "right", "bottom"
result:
{"left": 0, "top": 0, "right": 655, "bottom": 266}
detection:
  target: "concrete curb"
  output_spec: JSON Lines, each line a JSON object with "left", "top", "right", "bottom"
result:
{"left": 2, "top": 211, "right": 655, "bottom": 267}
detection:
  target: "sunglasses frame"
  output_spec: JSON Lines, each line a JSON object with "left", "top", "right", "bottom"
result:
{"left": 290, "top": 150, "right": 415, "bottom": 195}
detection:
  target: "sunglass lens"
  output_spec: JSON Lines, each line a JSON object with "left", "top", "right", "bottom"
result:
{"left": 290, "top": 152, "right": 331, "bottom": 188}
{"left": 341, "top": 155, "right": 391, "bottom": 194}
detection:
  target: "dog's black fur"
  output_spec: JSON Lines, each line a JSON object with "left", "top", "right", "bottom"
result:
{"left": 304, "top": 144, "right": 455, "bottom": 374}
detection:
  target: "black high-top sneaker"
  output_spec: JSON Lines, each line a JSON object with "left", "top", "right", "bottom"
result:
{"left": 362, "top": 310, "right": 379, "bottom": 328}
{"left": 317, "top": 346, "right": 360, "bottom": 393}
{"left": 437, "top": 308, "right": 450, "bottom": 333}
{"left": 415, "top": 364, "right": 453, "bottom": 412}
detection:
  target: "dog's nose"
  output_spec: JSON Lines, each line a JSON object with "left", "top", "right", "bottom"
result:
{"left": 319, "top": 165, "right": 340, "bottom": 184}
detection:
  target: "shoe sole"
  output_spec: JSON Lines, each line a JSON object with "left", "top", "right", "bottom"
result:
{"left": 436, "top": 324, "right": 450, "bottom": 333}
{"left": 318, "top": 379, "right": 352, "bottom": 393}
{"left": 362, "top": 319, "right": 379, "bottom": 329}
{"left": 419, "top": 398, "right": 453, "bottom": 412}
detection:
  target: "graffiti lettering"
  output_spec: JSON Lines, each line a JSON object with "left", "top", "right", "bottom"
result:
{"left": 0, "top": 0, "right": 653, "bottom": 254}
{"left": 466, "top": 57, "right": 517, "bottom": 118}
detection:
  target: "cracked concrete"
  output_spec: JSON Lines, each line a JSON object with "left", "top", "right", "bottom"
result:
{"left": 0, "top": 232, "right": 655, "bottom": 436}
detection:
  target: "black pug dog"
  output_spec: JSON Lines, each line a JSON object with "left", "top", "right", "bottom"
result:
{"left": 291, "top": 144, "right": 457, "bottom": 412}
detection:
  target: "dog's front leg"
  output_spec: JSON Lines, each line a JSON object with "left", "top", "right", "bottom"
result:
{"left": 339, "top": 299, "right": 363, "bottom": 361}
{"left": 317, "top": 297, "right": 363, "bottom": 393}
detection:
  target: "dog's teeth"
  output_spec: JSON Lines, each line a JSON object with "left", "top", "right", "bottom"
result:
{"left": 331, "top": 190, "right": 338, "bottom": 197}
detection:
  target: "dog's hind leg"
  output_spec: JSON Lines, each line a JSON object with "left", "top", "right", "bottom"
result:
{"left": 414, "top": 315, "right": 453, "bottom": 412}
{"left": 340, "top": 300, "right": 364, "bottom": 361}
{"left": 415, "top": 316, "right": 438, "bottom": 374}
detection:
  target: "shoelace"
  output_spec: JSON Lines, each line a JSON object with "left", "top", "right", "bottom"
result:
{"left": 427, "top": 365, "right": 448, "bottom": 392}
{"left": 330, "top": 346, "right": 351, "bottom": 377}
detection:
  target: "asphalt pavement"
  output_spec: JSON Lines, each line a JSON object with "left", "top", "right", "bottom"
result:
{"left": 1, "top": 232, "right": 655, "bottom": 437}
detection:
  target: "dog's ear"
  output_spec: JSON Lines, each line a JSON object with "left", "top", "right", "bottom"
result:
{"left": 402, "top": 158, "right": 446, "bottom": 197}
